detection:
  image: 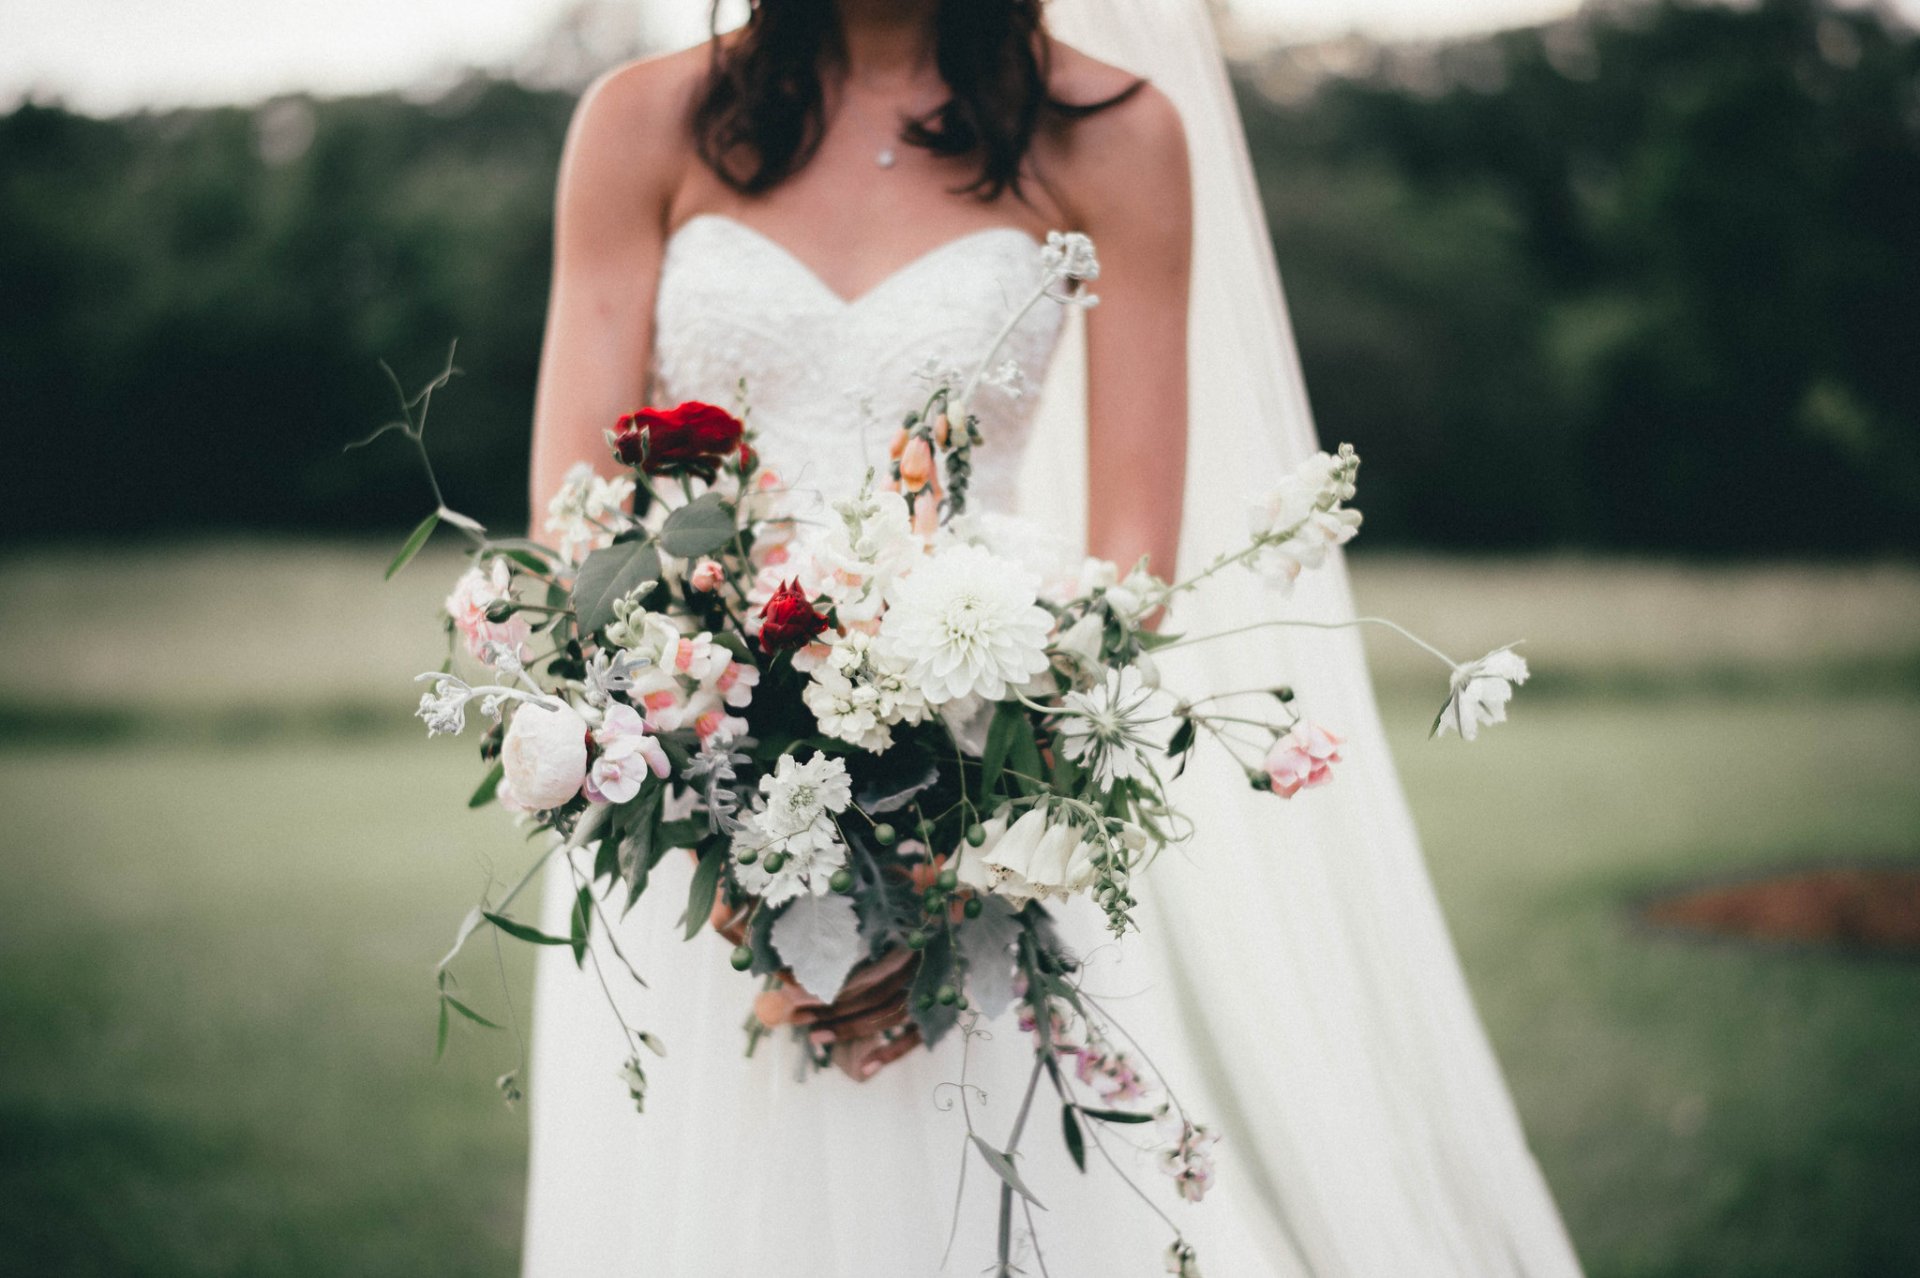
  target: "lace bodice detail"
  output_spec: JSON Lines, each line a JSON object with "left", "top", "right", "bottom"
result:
{"left": 651, "top": 215, "right": 1065, "bottom": 509}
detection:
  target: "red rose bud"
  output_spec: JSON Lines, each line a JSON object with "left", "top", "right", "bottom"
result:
{"left": 737, "top": 440, "right": 757, "bottom": 475}
{"left": 612, "top": 402, "right": 745, "bottom": 481}
{"left": 757, "top": 580, "right": 828, "bottom": 653}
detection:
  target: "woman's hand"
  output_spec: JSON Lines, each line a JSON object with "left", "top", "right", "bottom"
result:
{"left": 708, "top": 892, "right": 923, "bottom": 1082}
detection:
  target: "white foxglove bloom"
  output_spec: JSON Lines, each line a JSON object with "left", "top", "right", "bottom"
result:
{"left": 544, "top": 461, "right": 635, "bottom": 564}
{"left": 1055, "top": 666, "right": 1167, "bottom": 789}
{"left": 967, "top": 808, "right": 1098, "bottom": 904}
{"left": 1053, "top": 612, "right": 1107, "bottom": 671}
{"left": 500, "top": 701, "right": 590, "bottom": 810}
{"left": 880, "top": 543, "right": 1053, "bottom": 705}
{"left": 1434, "top": 646, "right": 1530, "bottom": 741}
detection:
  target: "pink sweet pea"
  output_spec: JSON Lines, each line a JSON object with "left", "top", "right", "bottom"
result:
{"left": 1264, "top": 722, "right": 1343, "bottom": 798}
{"left": 582, "top": 703, "right": 671, "bottom": 804}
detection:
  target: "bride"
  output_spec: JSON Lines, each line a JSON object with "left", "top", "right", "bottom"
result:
{"left": 520, "top": 0, "right": 1583, "bottom": 1273}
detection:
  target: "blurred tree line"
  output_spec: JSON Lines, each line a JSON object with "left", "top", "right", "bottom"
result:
{"left": 1, "top": 0, "right": 1914, "bottom": 552}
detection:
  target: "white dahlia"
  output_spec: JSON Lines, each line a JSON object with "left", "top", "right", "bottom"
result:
{"left": 880, "top": 544, "right": 1053, "bottom": 705}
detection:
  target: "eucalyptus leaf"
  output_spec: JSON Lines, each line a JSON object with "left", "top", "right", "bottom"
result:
{"left": 969, "top": 1135, "right": 1048, "bottom": 1210}
{"left": 573, "top": 540, "right": 662, "bottom": 636}
{"left": 658, "top": 491, "right": 738, "bottom": 559}
{"left": 386, "top": 511, "right": 438, "bottom": 581}
{"left": 769, "top": 892, "right": 863, "bottom": 1002}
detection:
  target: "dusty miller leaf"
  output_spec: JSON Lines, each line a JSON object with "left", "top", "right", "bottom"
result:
{"left": 956, "top": 897, "right": 1022, "bottom": 1020}
{"left": 769, "top": 892, "right": 863, "bottom": 1002}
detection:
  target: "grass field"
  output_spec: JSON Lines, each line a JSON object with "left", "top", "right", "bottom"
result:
{"left": 2, "top": 543, "right": 1917, "bottom": 1276}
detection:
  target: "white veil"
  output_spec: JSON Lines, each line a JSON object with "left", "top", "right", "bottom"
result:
{"left": 1015, "top": 0, "right": 1586, "bottom": 1272}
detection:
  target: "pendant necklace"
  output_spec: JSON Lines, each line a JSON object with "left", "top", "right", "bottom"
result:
{"left": 842, "top": 88, "right": 905, "bottom": 170}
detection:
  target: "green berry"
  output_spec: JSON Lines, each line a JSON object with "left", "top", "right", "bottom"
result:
{"left": 915, "top": 994, "right": 934, "bottom": 1011}
{"left": 916, "top": 818, "right": 936, "bottom": 840}
{"left": 936, "top": 868, "right": 959, "bottom": 892}
{"left": 906, "top": 930, "right": 929, "bottom": 951}
{"left": 923, "top": 889, "right": 946, "bottom": 912}
{"left": 729, "top": 945, "right": 754, "bottom": 971}
{"left": 935, "top": 984, "right": 958, "bottom": 1006}
{"left": 762, "top": 851, "right": 787, "bottom": 873}
{"left": 955, "top": 996, "right": 970, "bottom": 1011}
{"left": 965, "top": 823, "right": 988, "bottom": 847}
{"left": 963, "top": 897, "right": 984, "bottom": 919}
{"left": 735, "top": 847, "right": 758, "bottom": 866}
{"left": 828, "top": 868, "right": 855, "bottom": 893}
{"left": 872, "top": 823, "right": 897, "bottom": 846}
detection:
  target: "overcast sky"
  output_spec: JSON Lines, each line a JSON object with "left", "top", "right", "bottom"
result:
{"left": 2, "top": 0, "right": 1912, "bottom": 115}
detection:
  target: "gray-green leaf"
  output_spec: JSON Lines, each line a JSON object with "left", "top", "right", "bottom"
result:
{"left": 657, "top": 491, "right": 738, "bottom": 559}
{"left": 572, "top": 539, "right": 662, "bottom": 635}
{"left": 386, "top": 511, "right": 439, "bottom": 580}
{"left": 969, "top": 1134, "right": 1048, "bottom": 1209}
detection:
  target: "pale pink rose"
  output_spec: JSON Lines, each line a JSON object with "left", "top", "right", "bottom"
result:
{"left": 445, "top": 559, "right": 532, "bottom": 666}
{"left": 1264, "top": 722, "right": 1343, "bottom": 798}
{"left": 582, "top": 703, "right": 671, "bottom": 804}
{"left": 689, "top": 559, "right": 725, "bottom": 593}
{"left": 500, "top": 701, "right": 589, "bottom": 810}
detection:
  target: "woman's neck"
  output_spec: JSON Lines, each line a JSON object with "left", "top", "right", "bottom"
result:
{"left": 832, "top": 0, "right": 939, "bottom": 91}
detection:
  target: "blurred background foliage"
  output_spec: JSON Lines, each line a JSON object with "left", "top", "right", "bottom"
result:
{"left": 3, "top": 0, "right": 1915, "bottom": 551}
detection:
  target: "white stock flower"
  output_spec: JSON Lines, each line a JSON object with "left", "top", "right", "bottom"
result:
{"left": 1434, "top": 646, "right": 1530, "bottom": 741}
{"left": 880, "top": 543, "right": 1053, "bottom": 705}
{"left": 802, "top": 630, "right": 926, "bottom": 751}
{"left": 544, "top": 461, "right": 635, "bottom": 563}
{"left": 500, "top": 700, "right": 590, "bottom": 810}
{"left": 1055, "top": 665, "right": 1167, "bottom": 789}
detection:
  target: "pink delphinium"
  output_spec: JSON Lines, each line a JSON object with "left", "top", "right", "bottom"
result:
{"left": 1263, "top": 722, "right": 1343, "bottom": 798}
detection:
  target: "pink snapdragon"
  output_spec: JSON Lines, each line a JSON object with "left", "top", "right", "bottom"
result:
{"left": 1160, "top": 1120, "right": 1221, "bottom": 1203}
{"left": 688, "top": 559, "right": 726, "bottom": 593}
{"left": 1263, "top": 722, "right": 1343, "bottom": 798}
{"left": 1075, "top": 1047, "right": 1151, "bottom": 1104}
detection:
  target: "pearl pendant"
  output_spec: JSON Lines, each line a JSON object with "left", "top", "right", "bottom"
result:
{"left": 876, "top": 147, "right": 897, "bottom": 169}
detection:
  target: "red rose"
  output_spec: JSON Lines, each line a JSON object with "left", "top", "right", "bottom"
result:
{"left": 612, "top": 402, "right": 744, "bottom": 481}
{"left": 757, "top": 580, "right": 828, "bottom": 654}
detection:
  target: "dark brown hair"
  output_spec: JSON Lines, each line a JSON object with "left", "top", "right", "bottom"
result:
{"left": 692, "top": 0, "right": 1143, "bottom": 200}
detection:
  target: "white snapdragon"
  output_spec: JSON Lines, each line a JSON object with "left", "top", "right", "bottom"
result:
{"left": 1247, "top": 445, "right": 1363, "bottom": 590}
{"left": 544, "top": 461, "right": 635, "bottom": 564}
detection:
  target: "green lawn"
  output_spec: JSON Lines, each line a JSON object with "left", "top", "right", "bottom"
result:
{"left": 2, "top": 547, "right": 1917, "bottom": 1276}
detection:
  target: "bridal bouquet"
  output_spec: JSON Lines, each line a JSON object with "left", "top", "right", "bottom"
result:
{"left": 374, "top": 233, "right": 1528, "bottom": 1276}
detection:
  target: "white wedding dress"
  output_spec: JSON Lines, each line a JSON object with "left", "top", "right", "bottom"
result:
{"left": 523, "top": 4, "right": 1586, "bottom": 1273}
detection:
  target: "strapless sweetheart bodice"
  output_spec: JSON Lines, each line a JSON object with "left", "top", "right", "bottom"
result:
{"left": 650, "top": 214, "right": 1065, "bottom": 508}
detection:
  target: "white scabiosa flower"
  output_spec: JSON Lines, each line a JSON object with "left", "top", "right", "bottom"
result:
{"left": 730, "top": 753, "right": 853, "bottom": 905}
{"left": 880, "top": 543, "right": 1053, "bottom": 705}
{"left": 801, "top": 631, "right": 927, "bottom": 752}
{"left": 1055, "top": 665, "right": 1167, "bottom": 789}
{"left": 1434, "top": 646, "right": 1530, "bottom": 741}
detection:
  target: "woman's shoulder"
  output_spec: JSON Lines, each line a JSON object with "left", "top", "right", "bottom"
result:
{"left": 554, "top": 45, "right": 710, "bottom": 216}
{"left": 1042, "top": 40, "right": 1190, "bottom": 218}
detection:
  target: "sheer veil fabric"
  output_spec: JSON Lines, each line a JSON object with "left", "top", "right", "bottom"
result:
{"left": 1015, "top": 0, "right": 1584, "bottom": 1272}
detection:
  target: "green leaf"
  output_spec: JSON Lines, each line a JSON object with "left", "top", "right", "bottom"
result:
{"left": 570, "top": 886, "right": 593, "bottom": 967}
{"left": 434, "top": 997, "right": 449, "bottom": 1061}
{"left": 572, "top": 539, "right": 662, "bottom": 635}
{"left": 1061, "top": 1104, "right": 1087, "bottom": 1173}
{"left": 657, "top": 491, "right": 738, "bottom": 559}
{"left": 468, "top": 762, "right": 504, "bottom": 809}
{"left": 437, "top": 905, "right": 487, "bottom": 972}
{"left": 684, "top": 845, "right": 727, "bottom": 941}
{"left": 1007, "top": 716, "right": 1045, "bottom": 796}
{"left": 386, "top": 511, "right": 439, "bottom": 580}
{"left": 969, "top": 1134, "right": 1048, "bottom": 1210}
{"left": 979, "top": 701, "right": 1025, "bottom": 800}
{"left": 442, "top": 994, "right": 505, "bottom": 1031}
{"left": 1074, "top": 1105, "right": 1155, "bottom": 1124}
{"left": 656, "top": 817, "right": 709, "bottom": 849}
{"left": 1167, "top": 718, "right": 1196, "bottom": 757}
{"left": 482, "top": 911, "right": 571, "bottom": 947}
{"left": 1134, "top": 629, "right": 1184, "bottom": 650}
{"left": 499, "top": 548, "right": 552, "bottom": 573}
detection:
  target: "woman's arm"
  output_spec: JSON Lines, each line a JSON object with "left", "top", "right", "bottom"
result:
{"left": 1059, "top": 83, "right": 1194, "bottom": 579}
{"left": 526, "top": 57, "right": 693, "bottom": 533}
